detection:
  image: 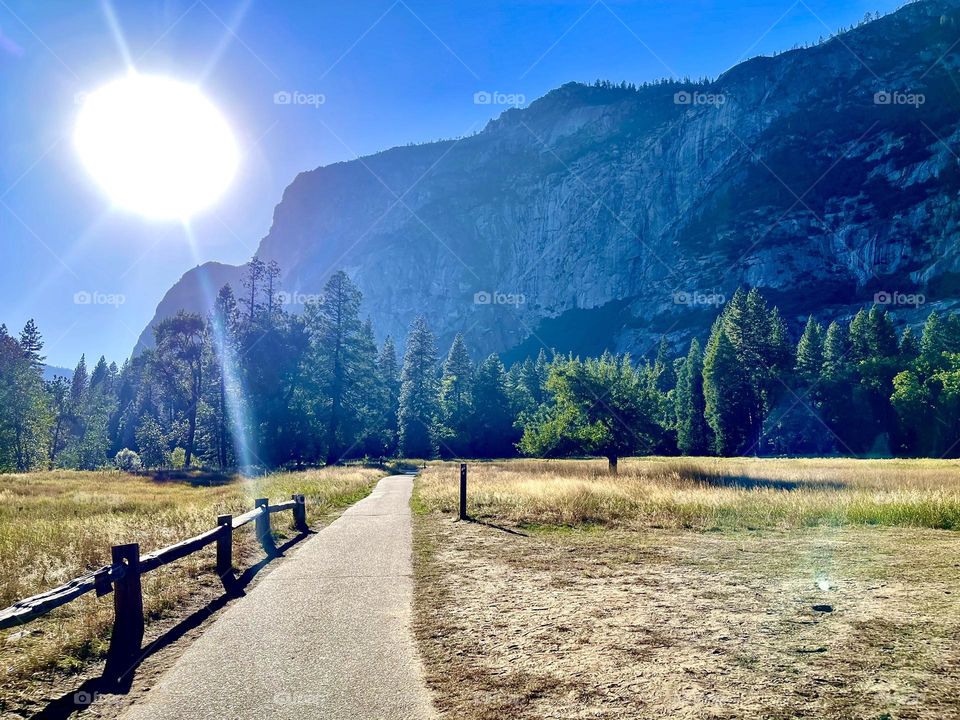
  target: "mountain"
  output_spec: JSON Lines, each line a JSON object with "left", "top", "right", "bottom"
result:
{"left": 138, "top": 0, "right": 960, "bottom": 360}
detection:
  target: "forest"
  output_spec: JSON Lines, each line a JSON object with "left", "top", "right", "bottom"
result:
{"left": 2, "top": 258, "right": 959, "bottom": 474}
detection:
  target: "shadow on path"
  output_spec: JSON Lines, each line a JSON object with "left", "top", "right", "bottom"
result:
{"left": 31, "top": 530, "right": 313, "bottom": 720}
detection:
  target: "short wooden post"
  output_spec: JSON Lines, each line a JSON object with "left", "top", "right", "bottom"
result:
{"left": 216, "top": 514, "right": 233, "bottom": 589}
{"left": 292, "top": 494, "right": 308, "bottom": 532}
{"left": 459, "top": 463, "right": 468, "bottom": 520}
{"left": 254, "top": 498, "right": 273, "bottom": 554}
{"left": 105, "top": 543, "right": 144, "bottom": 681}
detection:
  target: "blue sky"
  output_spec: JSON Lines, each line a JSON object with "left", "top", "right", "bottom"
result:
{"left": 0, "top": 0, "right": 901, "bottom": 367}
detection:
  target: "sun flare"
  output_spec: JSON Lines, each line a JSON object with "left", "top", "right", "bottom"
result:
{"left": 74, "top": 74, "right": 238, "bottom": 220}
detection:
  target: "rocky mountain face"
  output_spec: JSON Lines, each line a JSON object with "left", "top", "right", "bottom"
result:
{"left": 138, "top": 0, "right": 960, "bottom": 360}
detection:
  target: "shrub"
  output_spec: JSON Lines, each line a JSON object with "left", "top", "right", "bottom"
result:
{"left": 170, "top": 447, "right": 187, "bottom": 470}
{"left": 113, "top": 448, "right": 143, "bottom": 472}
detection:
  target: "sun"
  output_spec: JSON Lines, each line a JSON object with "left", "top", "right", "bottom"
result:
{"left": 74, "top": 74, "right": 239, "bottom": 221}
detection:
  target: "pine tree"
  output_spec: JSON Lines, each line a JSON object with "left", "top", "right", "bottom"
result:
{"left": 849, "top": 309, "right": 871, "bottom": 363}
{"left": 703, "top": 324, "right": 752, "bottom": 455}
{"left": 866, "top": 306, "right": 899, "bottom": 359}
{"left": 653, "top": 337, "right": 676, "bottom": 392}
{"left": 240, "top": 256, "right": 266, "bottom": 321}
{"left": 0, "top": 324, "right": 49, "bottom": 471}
{"left": 304, "top": 271, "right": 366, "bottom": 465}
{"left": 153, "top": 312, "right": 206, "bottom": 467}
{"left": 919, "top": 311, "right": 948, "bottom": 373}
{"left": 90, "top": 356, "right": 109, "bottom": 389}
{"left": 821, "top": 321, "right": 850, "bottom": 381}
{"left": 70, "top": 355, "right": 88, "bottom": 407}
{"left": 398, "top": 316, "right": 439, "bottom": 458}
{"left": 795, "top": 316, "right": 824, "bottom": 386}
{"left": 899, "top": 326, "right": 920, "bottom": 363}
{"left": 437, "top": 334, "right": 474, "bottom": 457}
{"left": 18, "top": 319, "right": 45, "bottom": 371}
{"left": 471, "top": 355, "right": 517, "bottom": 457}
{"left": 376, "top": 337, "right": 401, "bottom": 455}
{"left": 210, "top": 284, "right": 239, "bottom": 469}
{"left": 674, "top": 338, "right": 710, "bottom": 455}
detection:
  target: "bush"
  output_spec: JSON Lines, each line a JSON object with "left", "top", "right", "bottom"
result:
{"left": 170, "top": 447, "right": 187, "bottom": 470}
{"left": 114, "top": 448, "right": 143, "bottom": 472}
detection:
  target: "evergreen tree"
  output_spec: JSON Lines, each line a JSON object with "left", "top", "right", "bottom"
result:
{"left": 674, "top": 338, "right": 710, "bottom": 455}
{"left": 795, "top": 316, "right": 824, "bottom": 386}
{"left": 653, "top": 336, "right": 677, "bottom": 392}
{"left": 89, "top": 355, "right": 109, "bottom": 389}
{"left": 891, "top": 370, "right": 930, "bottom": 456}
{"left": 0, "top": 325, "right": 50, "bottom": 471}
{"left": 919, "top": 311, "right": 949, "bottom": 374}
{"left": 703, "top": 324, "right": 752, "bottom": 455}
{"left": 240, "top": 256, "right": 266, "bottom": 321}
{"left": 70, "top": 355, "right": 88, "bottom": 407}
{"left": 471, "top": 354, "right": 517, "bottom": 457}
{"left": 899, "top": 326, "right": 920, "bottom": 364}
{"left": 848, "top": 309, "right": 871, "bottom": 363}
{"left": 398, "top": 316, "right": 439, "bottom": 458}
{"left": 18, "top": 319, "right": 45, "bottom": 371}
{"left": 351, "top": 319, "right": 383, "bottom": 458}
{"left": 152, "top": 312, "right": 206, "bottom": 467}
{"left": 376, "top": 337, "right": 401, "bottom": 455}
{"left": 437, "top": 334, "right": 474, "bottom": 457}
{"left": 304, "top": 271, "right": 365, "bottom": 464}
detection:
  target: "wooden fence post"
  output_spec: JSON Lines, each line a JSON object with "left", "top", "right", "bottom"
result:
{"left": 292, "top": 494, "right": 308, "bottom": 533}
{"left": 216, "top": 514, "right": 233, "bottom": 590}
{"left": 459, "top": 463, "right": 468, "bottom": 520}
{"left": 254, "top": 498, "right": 274, "bottom": 554}
{"left": 105, "top": 543, "right": 143, "bottom": 681}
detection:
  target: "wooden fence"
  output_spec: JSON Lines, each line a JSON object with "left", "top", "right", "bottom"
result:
{"left": 0, "top": 494, "right": 309, "bottom": 673}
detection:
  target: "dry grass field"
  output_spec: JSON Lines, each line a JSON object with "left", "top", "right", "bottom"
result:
{"left": 0, "top": 465, "right": 382, "bottom": 713}
{"left": 413, "top": 458, "right": 960, "bottom": 719}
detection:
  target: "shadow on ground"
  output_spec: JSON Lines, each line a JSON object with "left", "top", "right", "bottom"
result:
{"left": 682, "top": 470, "right": 848, "bottom": 492}
{"left": 31, "top": 530, "right": 313, "bottom": 720}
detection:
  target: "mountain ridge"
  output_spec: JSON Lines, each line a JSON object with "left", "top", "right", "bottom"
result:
{"left": 137, "top": 0, "right": 960, "bottom": 359}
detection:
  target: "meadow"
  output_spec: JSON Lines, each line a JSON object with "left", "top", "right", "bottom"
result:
{"left": 415, "top": 457, "right": 960, "bottom": 530}
{"left": 413, "top": 458, "right": 960, "bottom": 719}
{"left": 0, "top": 466, "right": 382, "bottom": 711}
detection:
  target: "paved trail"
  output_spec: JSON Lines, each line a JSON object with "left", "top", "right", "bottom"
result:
{"left": 123, "top": 474, "right": 435, "bottom": 720}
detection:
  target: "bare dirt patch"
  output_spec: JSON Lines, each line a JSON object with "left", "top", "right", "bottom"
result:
{"left": 413, "top": 515, "right": 960, "bottom": 719}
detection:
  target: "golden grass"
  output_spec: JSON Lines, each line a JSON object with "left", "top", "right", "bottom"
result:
{"left": 0, "top": 466, "right": 381, "bottom": 695}
{"left": 415, "top": 457, "right": 960, "bottom": 530}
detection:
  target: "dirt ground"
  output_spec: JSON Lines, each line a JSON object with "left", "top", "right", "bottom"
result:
{"left": 413, "top": 515, "right": 960, "bottom": 719}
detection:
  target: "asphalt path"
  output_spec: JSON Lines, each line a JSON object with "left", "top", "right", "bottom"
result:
{"left": 122, "top": 474, "right": 435, "bottom": 720}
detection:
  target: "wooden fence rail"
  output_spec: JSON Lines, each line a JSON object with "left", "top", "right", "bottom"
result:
{"left": 0, "top": 493, "right": 309, "bottom": 671}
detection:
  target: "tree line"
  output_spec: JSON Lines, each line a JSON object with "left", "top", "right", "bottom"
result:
{"left": 2, "top": 264, "right": 959, "bottom": 474}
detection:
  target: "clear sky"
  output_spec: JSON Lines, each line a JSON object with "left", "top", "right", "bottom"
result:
{"left": 0, "top": 0, "right": 902, "bottom": 368}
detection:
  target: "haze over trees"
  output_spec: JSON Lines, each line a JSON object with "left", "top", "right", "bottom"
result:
{"left": 3, "top": 259, "right": 960, "bottom": 474}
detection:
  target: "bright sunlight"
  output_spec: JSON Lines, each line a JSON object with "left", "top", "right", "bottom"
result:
{"left": 74, "top": 74, "right": 238, "bottom": 220}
